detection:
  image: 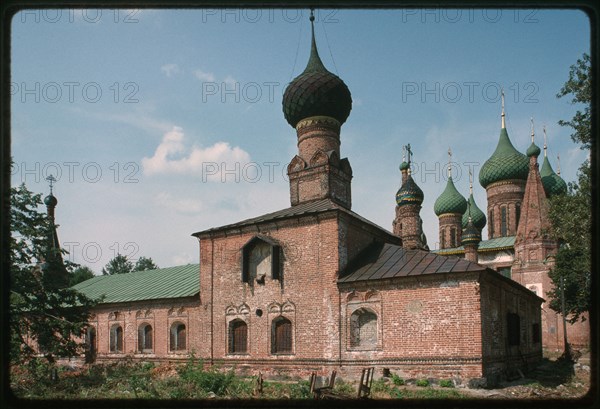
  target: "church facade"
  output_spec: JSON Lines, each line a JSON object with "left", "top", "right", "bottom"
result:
{"left": 61, "top": 14, "right": 589, "bottom": 383}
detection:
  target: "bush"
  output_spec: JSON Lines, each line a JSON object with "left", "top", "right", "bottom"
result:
{"left": 415, "top": 379, "right": 430, "bottom": 387}
{"left": 391, "top": 373, "right": 405, "bottom": 386}
{"left": 371, "top": 378, "right": 392, "bottom": 395}
{"left": 439, "top": 379, "right": 454, "bottom": 388}
{"left": 333, "top": 380, "right": 355, "bottom": 395}
{"left": 289, "top": 380, "right": 311, "bottom": 399}
{"left": 177, "top": 356, "right": 236, "bottom": 396}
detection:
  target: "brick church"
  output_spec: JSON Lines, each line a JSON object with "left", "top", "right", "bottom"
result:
{"left": 59, "top": 13, "right": 587, "bottom": 382}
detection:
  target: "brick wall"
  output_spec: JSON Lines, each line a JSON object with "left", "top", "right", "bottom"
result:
{"left": 199, "top": 214, "right": 343, "bottom": 365}
{"left": 485, "top": 180, "right": 526, "bottom": 238}
{"left": 479, "top": 271, "right": 543, "bottom": 380}
{"left": 88, "top": 297, "right": 206, "bottom": 362}
{"left": 339, "top": 273, "right": 484, "bottom": 380}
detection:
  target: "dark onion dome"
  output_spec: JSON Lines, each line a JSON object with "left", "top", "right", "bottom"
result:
{"left": 434, "top": 176, "right": 467, "bottom": 216}
{"left": 396, "top": 175, "right": 424, "bottom": 206}
{"left": 526, "top": 141, "right": 541, "bottom": 158}
{"left": 540, "top": 155, "right": 567, "bottom": 197}
{"left": 282, "top": 16, "right": 352, "bottom": 128}
{"left": 479, "top": 127, "right": 529, "bottom": 188}
{"left": 399, "top": 161, "right": 409, "bottom": 171}
{"left": 44, "top": 193, "right": 58, "bottom": 207}
{"left": 462, "top": 193, "right": 486, "bottom": 230}
{"left": 461, "top": 218, "right": 482, "bottom": 246}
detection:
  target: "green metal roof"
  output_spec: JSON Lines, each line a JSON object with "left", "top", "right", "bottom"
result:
{"left": 462, "top": 193, "right": 486, "bottom": 230}
{"left": 526, "top": 142, "right": 541, "bottom": 158}
{"left": 72, "top": 264, "right": 199, "bottom": 304}
{"left": 434, "top": 235, "right": 515, "bottom": 255}
{"left": 540, "top": 155, "right": 567, "bottom": 197}
{"left": 434, "top": 176, "right": 467, "bottom": 216}
{"left": 479, "top": 128, "right": 529, "bottom": 188}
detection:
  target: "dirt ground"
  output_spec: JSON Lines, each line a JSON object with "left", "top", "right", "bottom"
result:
{"left": 460, "top": 350, "right": 592, "bottom": 400}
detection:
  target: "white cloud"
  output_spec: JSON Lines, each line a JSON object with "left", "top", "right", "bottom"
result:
{"left": 161, "top": 63, "right": 180, "bottom": 77}
{"left": 194, "top": 69, "right": 215, "bottom": 82}
{"left": 142, "top": 126, "right": 251, "bottom": 179}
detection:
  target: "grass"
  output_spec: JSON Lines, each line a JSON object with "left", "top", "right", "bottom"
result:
{"left": 9, "top": 358, "right": 467, "bottom": 400}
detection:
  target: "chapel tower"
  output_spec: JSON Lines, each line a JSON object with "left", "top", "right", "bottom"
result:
{"left": 479, "top": 91, "right": 529, "bottom": 238}
{"left": 511, "top": 120, "right": 562, "bottom": 347}
{"left": 283, "top": 10, "right": 353, "bottom": 209}
{"left": 434, "top": 148, "right": 467, "bottom": 249}
{"left": 41, "top": 175, "right": 69, "bottom": 290}
{"left": 395, "top": 145, "right": 426, "bottom": 249}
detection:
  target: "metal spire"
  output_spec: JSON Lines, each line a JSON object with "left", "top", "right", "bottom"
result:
{"left": 406, "top": 143, "right": 412, "bottom": 175}
{"left": 501, "top": 89, "right": 506, "bottom": 129}
{"left": 402, "top": 145, "right": 406, "bottom": 163}
{"left": 447, "top": 147, "right": 452, "bottom": 178}
{"left": 304, "top": 7, "right": 326, "bottom": 72}
{"left": 557, "top": 153, "right": 562, "bottom": 176}
{"left": 46, "top": 174, "right": 56, "bottom": 195}
{"left": 543, "top": 125, "right": 548, "bottom": 157}
{"left": 469, "top": 168, "right": 473, "bottom": 195}
{"left": 530, "top": 117, "right": 535, "bottom": 142}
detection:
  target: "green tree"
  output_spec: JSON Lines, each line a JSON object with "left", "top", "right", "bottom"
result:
{"left": 547, "top": 52, "right": 592, "bottom": 322}
{"left": 69, "top": 265, "right": 95, "bottom": 286}
{"left": 10, "top": 183, "right": 97, "bottom": 363}
{"left": 133, "top": 256, "right": 159, "bottom": 272}
{"left": 547, "top": 163, "right": 591, "bottom": 322}
{"left": 556, "top": 53, "right": 591, "bottom": 149}
{"left": 101, "top": 253, "right": 134, "bottom": 275}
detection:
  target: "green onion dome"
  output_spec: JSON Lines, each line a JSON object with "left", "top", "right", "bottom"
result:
{"left": 434, "top": 176, "right": 467, "bottom": 216}
{"left": 540, "top": 156, "right": 567, "bottom": 197}
{"left": 526, "top": 141, "right": 541, "bottom": 158}
{"left": 479, "top": 128, "right": 529, "bottom": 188}
{"left": 461, "top": 219, "right": 482, "bottom": 246}
{"left": 399, "top": 161, "right": 410, "bottom": 171}
{"left": 461, "top": 193, "right": 486, "bottom": 230}
{"left": 396, "top": 175, "right": 424, "bottom": 206}
{"left": 44, "top": 193, "right": 57, "bottom": 207}
{"left": 282, "top": 17, "right": 352, "bottom": 128}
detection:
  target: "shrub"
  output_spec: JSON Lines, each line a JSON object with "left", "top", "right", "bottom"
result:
{"left": 333, "top": 380, "right": 355, "bottom": 395}
{"left": 176, "top": 356, "right": 236, "bottom": 396}
{"left": 415, "top": 379, "right": 430, "bottom": 387}
{"left": 391, "top": 373, "right": 405, "bottom": 386}
{"left": 371, "top": 378, "right": 392, "bottom": 395}
{"left": 289, "top": 380, "right": 311, "bottom": 399}
{"left": 439, "top": 379, "right": 454, "bottom": 388}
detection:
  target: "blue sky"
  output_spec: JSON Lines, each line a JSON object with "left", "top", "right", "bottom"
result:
{"left": 11, "top": 8, "right": 590, "bottom": 272}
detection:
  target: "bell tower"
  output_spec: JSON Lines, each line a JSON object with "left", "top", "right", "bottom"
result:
{"left": 282, "top": 10, "right": 353, "bottom": 209}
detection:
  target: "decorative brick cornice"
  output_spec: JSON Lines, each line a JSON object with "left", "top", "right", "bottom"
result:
{"left": 296, "top": 115, "right": 340, "bottom": 132}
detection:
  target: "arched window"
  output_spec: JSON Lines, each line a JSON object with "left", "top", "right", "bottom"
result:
{"left": 350, "top": 308, "right": 378, "bottom": 348}
{"left": 515, "top": 203, "right": 521, "bottom": 227}
{"left": 450, "top": 226, "right": 457, "bottom": 248}
{"left": 440, "top": 228, "right": 445, "bottom": 249}
{"left": 138, "top": 323, "right": 153, "bottom": 352}
{"left": 501, "top": 206, "right": 508, "bottom": 236}
{"left": 170, "top": 322, "right": 186, "bottom": 351}
{"left": 271, "top": 317, "right": 292, "bottom": 354}
{"left": 228, "top": 319, "right": 248, "bottom": 354}
{"left": 110, "top": 324, "right": 123, "bottom": 353}
{"left": 85, "top": 326, "right": 97, "bottom": 363}
{"left": 489, "top": 211, "right": 494, "bottom": 237}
